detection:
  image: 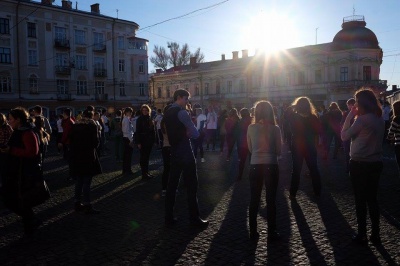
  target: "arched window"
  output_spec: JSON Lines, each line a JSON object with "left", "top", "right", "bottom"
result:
{"left": 29, "top": 74, "right": 38, "bottom": 94}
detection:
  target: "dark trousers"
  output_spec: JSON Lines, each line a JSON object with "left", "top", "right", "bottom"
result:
{"left": 192, "top": 133, "right": 205, "bottom": 159}
{"left": 290, "top": 142, "right": 321, "bottom": 196}
{"left": 350, "top": 160, "right": 383, "bottom": 236}
{"left": 219, "top": 134, "right": 226, "bottom": 152}
{"left": 226, "top": 134, "right": 237, "bottom": 158}
{"left": 343, "top": 140, "right": 351, "bottom": 172}
{"left": 206, "top": 129, "right": 217, "bottom": 150}
{"left": 114, "top": 135, "right": 123, "bottom": 161}
{"left": 139, "top": 143, "right": 153, "bottom": 176}
{"left": 161, "top": 146, "right": 171, "bottom": 190}
{"left": 238, "top": 146, "right": 249, "bottom": 179}
{"left": 122, "top": 137, "right": 133, "bottom": 173}
{"left": 157, "top": 129, "right": 164, "bottom": 147}
{"left": 325, "top": 130, "right": 341, "bottom": 158}
{"left": 395, "top": 145, "right": 400, "bottom": 172}
{"left": 165, "top": 159, "right": 200, "bottom": 222}
{"left": 249, "top": 164, "right": 279, "bottom": 233}
{"left": 74, "top": 175, "right": 93, "bottom": 204}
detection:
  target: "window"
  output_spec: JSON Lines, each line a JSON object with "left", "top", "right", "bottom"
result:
{"left": 57, "top": 80, "right": 69, "bottom": 94}
{"left": 27, "top": 22, "right": 36, "bottom": 38}
{"left": 56, "top": 53, "right": 68, "bottom": 66}
{"left": 94, "top": 57, "right": 105, "bottom": 69}
{"left": 28, "top": 50, "right": 38, "bottom": 66}
{"left": 29, "top": 74, "right": 38, "bottom": 93}
{"left": 118, "top": 36, "right": 124, "bottom": 49}
{"left": 119, "top": 59, "right": 125, "bottom": 72}
{"left": 166, "top": 86, "right": 171, "bottom": 98}
{"left": 139, "top": 60, "right": 145, "bottom": 73}
{"left": 119, "top": 81, "right": 125, "bottom": 96}
{"left": 139, "top": 83, "right": 145, "bottom": 96}
{"left": 0, "top": 18, "right": 10, "bottom": 34}
{"left": 75, "top": 30, "right": 86, "bottom": 45}
{"left": 363, "top": 66, "right": 371, "bottom": 81}
{"left": 93, "top": 32, "right": 104, "bottom": 49}
{"left": 216, "top": 80, "right": 220, "bottom": 94}
{"left": 298, "top": 71, "right": 305, "bottom": 85}
{"left": 315, "top": 69, "right": 322, "bottom": 83}
{"left": 0, "top": 75, "right": 11, "bottom": 93}
{"left": 95, "top": 81, "right": 105, "bottom": 94}
{"left": 227, "top": 80, "right": 232, "bottom": 93}
{"left": 75, "top": 55, "right": 87, "bottom": 70}
{"left": 340, "top": 67, "right": 348, "bottom": 82}
{"left": 157, "top": 87, "right": 162, "bottom": 98}
{"left": 55, "top": 26, "right": 67, "bottom": 41}
{"left": 195, "top": 85, "right": 199, "bottom": 96}
{"left": 205, "top": 83, "right": 209, "bottom": 95}
{"left": 0, "top": 47, "right": 11, "bottom": 63}
{"left": 239, "top": 80, "right": 245, "bottom": 92}
{"left": 76, "top": 80, "right": 87, "bottom": 95}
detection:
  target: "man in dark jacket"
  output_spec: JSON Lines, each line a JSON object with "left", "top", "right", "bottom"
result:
{"left": 163, "top": 89, "right": 209, "bottom": 228}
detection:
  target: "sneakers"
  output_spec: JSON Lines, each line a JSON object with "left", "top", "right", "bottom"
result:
{"left": 201, "top": 158, "right": 205, "bottom": 163}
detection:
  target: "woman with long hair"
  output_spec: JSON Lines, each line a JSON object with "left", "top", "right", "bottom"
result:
{"left": 135, "top": 104, "right": 156, "bottom": 180}
{"left": 289, "top": 97, "right": 322, "bottom": 200}
{"left": 388, "top": 100, "right": 400, "bottom": 173}
{"left": 247, "top": 101, "right": 281, "bottom": 240}
{"left": 341, "top": 88, "right": 384, "bottom": 245}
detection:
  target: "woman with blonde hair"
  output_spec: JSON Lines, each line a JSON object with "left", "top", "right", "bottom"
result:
{"left": 289, "top": 97, "right": 322, "bottom": 200}
{"left": 247, "top": 100, "right": 281, "bottom": 240}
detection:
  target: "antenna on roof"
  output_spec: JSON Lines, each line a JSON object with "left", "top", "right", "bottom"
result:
{"left": 116, "top": 9, "right": 119, "bottom": 19}
{"left": 353, "top": 5, "right": 355, "bottom": 16}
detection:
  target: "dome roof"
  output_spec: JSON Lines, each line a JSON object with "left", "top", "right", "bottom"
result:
{"left": 332, "top": 17, "right": 379, "bottom": 50}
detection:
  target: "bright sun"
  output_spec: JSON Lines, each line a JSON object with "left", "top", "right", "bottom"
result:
{"left": 241, "top": 11, "right": 299, "bottom": 54}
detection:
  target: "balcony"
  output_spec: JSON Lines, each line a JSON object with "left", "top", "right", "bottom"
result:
{"left": 94, "top": 69, "right": 107, "bottom": 77}
{"left": 95, "top": 93, "right": 108, "bottom": 101}
{"left": 93, "top": 44, "right": 106, "bottom": 53}
{"left": 55, "top": 65, "right": 71, "bottom": 75}
{"left": 54, "top": 38, "right": 70, "bottom": 49}
{"left": 57, "top": 93, "right": 72, "bottom": 101}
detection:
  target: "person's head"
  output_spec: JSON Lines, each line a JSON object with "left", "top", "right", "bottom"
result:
{"left": 392, "top": 101, "right": 400, "bottom": 117}
{"left": 346, "top": 98, "right": 356, "bottom": 110}
{"left": 254, "top": 101, "right": 276, "bottom": 125}
{"left": 116, "top": 110, "right": 122, "bottom": 117}
{"left": 101, "top": 109, "right": 107, "bottom": 115}
{"left": 86, "top": 105, "right": 95, "bottom": 112}
{"left": 94, "top": 112, "right": 100, "bottom": 120}
{"left": 123, "top": 107, "right": 133, "bottom": 117}
{"left": 228, "top": 108, "right": 238, "bottom": 118}
{"left": 195, "top": 108, "right": 203, "bottom": 116}
{"left": 329, "top": 102, "right": 340, "bottom": 111}
{"left": 157, "top": 109, "right": 162, "bottom": 114}
{"left": 292, "top": 97, "right": 317, "bottom": 116}
{"left": 0, "top": 113, "right": 7, "bottom": 127}
{"left": 82, "top": 110, "right": 94, "bottom": 119}
{"left": 63, "top": 108, "right": 71, "bottom": 118}
{"left": 8, "top": 107, "right": 31, "bottom": 129}
{"left": 173, "top": 89, "right": 190, "bottom": 108}
{"left": 141, "top": 104, "right": 151, "bottom": 116}
{"left": 354, "top": 88, "right": 382, "bottom": 116}
{"left": 240, "top": 108, "right": 251, "bottom": 119}
{"left": 58, "top": 114, "right": 63, "bottom": 120}
{"left": 34, "top": 115, "right": 45, "bottom": 129}
{"left": 32, "top": 105, "right": 42, "bottom": 115}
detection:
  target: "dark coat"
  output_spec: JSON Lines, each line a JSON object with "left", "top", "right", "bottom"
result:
{"left": 69, "top": 119, "right": 102, "bottom": 177}
{"left": 135, "top": 115, "right": 155, "bottom": 146}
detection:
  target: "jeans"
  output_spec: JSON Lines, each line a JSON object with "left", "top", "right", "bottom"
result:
{"left": 161, "top": 146, "right": 171, "bottom": 190}
{"left": 165, "top": 159, "right": 200, "bottom": 221}
{"left": 249, "top": 164, "right": 279, "bottom": 233}
{"left": 206, "top": 129, "right": 217, "bottom": 150}
{"left": 290, "top": 142, "right": 321, "bottom": 196}
{"left": 74, "top": 175, "right": 93, "bottom": 204}
{"left": 122, "top": 137, "right": 133, "bottom": 173}
{"left": 325, "top": 130, "right": 341, "bottom": 158}
{"left": 192, "top": 133, "right": 205, "bottom": 159}
{"left": 350, "top": 160, "right": 383, "bottom": 236}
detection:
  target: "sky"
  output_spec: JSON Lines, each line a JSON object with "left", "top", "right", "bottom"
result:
{"left": 56, "top": 0, "right": 400, "bottom": 87}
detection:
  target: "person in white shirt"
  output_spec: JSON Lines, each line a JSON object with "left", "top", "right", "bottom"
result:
{"left": 122, "top": 107, "right": 134, "bottom": 175}
{"left": 154, "top": 109, "right": 164, "bottom": 148}
{"left": 192, "top": 108, "right": 207, "bottom": 162}
{"left": 101, "top": 109, "right": 110, "bottom": 137}
{"left": 205, "top": 106, "right": 218, "bottom": 151}
{"left": 56, "top": 114, "right": 64, "bottom": 153}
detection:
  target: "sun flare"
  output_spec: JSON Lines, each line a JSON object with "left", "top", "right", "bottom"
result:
{"left": 241, "top": 11, "right": 299, "bottom": 55}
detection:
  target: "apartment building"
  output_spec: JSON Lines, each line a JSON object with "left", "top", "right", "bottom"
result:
{"left": 0, "top": 0, "right": 148, "bottom": 118}
{"left": 149, "top": 16, "right": 387, "bottom": 111}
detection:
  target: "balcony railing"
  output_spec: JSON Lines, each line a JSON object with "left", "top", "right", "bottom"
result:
{"left": 94, "top": 69, "right": 107, "bottom": 77}
{"left": 95, "top": 93, "right": 108, "bottom": 101}
{"left": 54, "top": 38, "right": 70, "bottom": 49}
{"left": 55, "top": 65, "right": 71, "bottom": 75}
{"left": 57, "top": 93, "right": 72, "bottom": 101}
{"left": 93, "top": 44, "right": 106, "bottom": 52}
{"left": 330, "top": 80, "right": 387, "bottom": 88}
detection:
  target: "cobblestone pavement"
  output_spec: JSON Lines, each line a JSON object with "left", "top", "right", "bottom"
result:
{"left": 0, "top": 139, "right": 400, "bottom": 265}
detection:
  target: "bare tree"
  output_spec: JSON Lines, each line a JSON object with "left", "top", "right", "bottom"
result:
{"left": 192, "top": 48, "right": 205, "bottom": 63}
{"left": 178, "top": 43, "right": 191, "bottom": 66}
{"left": 150, "top": 45, "right": 169, "bottom": 71}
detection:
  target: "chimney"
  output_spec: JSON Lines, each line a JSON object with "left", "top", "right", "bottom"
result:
{"left": 232, "top": 51, "right": 239, "bottom": 60}
{"left": 41, "top": 0, "right": 52, "bottom": 5}
{"left": 91, "top": 3, "right": 100, "bottom": 14}
{"left": 392, "top": 85, "right": 397, "bottom": 91}
{"left": 62, "top": 0, "right": 72, "bottom": 9}
{"left": 156, "top": 69, "right": 162, "bottom": 74}
{"left": 221, "top": 54, "right": 225, "bottom": 61}
{"left": 190, "top": 57, "right": 196, "bottom": 65}
{"left": 242, "top": 49, "right": 248, "bottom": 58}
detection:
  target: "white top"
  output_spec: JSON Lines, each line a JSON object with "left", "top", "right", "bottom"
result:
{"left": 154, "top": 114, "right": 163, "bottom": 130}
{"left": 122, "top": 116, "right": 133, "bottom": 142}
{"left": 57, "top": 118, "right": 63, "bottom": 133}
{"left": 206, "top": 111, "right": 218, "bottom": 129}
{"left": 196, "top": 114, "right": 207, "bottom": 130}
{"left": 131, "top": 116, "right": 139, "bottom": 133}
{"left": 247, "top": 124, "right": 282, "bottom": 164}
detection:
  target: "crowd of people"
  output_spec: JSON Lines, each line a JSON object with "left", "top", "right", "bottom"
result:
{"left": 0, "top": 87, "right": 398, "bottom": 245}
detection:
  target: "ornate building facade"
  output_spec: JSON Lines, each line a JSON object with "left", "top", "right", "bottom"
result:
{"left": 0, "top": 0, "right": 148, "bottom": 118}
{"left": 150, "top": 16, "right": 387, "bottom": 110}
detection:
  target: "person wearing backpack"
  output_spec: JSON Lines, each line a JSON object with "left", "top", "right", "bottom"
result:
{"left": 111, "top": 110, "right": 123, "bottom": 162}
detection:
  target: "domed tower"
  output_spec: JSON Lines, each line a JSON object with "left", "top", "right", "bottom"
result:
{"left": 332, "top": 15, "right": 380, "bottom": 50}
